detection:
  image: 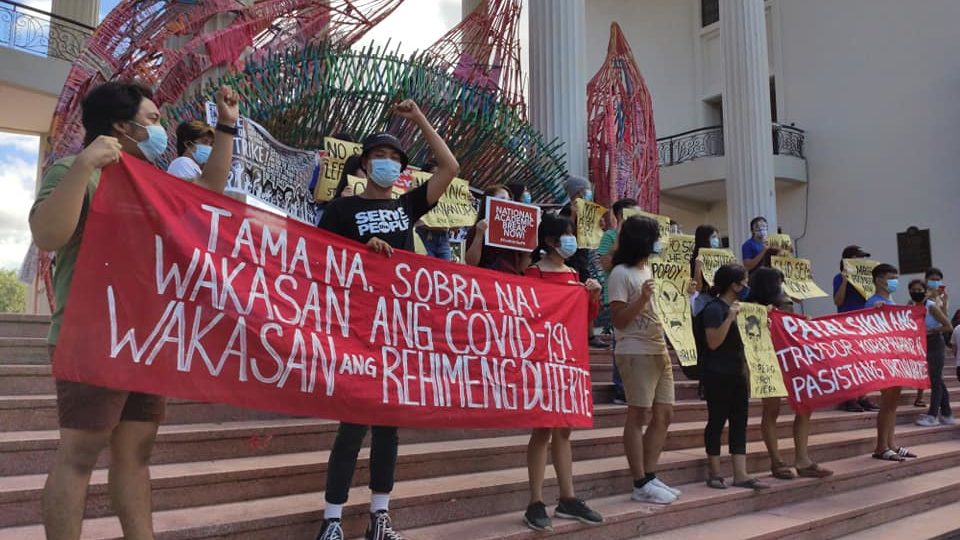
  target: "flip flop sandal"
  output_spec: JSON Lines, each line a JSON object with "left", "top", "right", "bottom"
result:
{"left": 872, "top": 449, "right": 905, "bottom": 462}
{"left": 914, "top": 400, "right": 927, "bottom": 408}
{"left": 796, "top": 463, "right": 834, "bottom": 478}
{"left": 706, "top": 476, "right": 727, "bottom": 489}
{"left": 896, "top": 447, "right": 917, "bottom": 458}
{"left": 771, "top": 460, "right": 796, "bottom": 480}
{"left": 732, "top": 478, "right": 770, "bottom": 491}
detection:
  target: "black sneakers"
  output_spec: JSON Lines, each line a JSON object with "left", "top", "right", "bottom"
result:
{"left": 523, "top": 501, "right": 553, "bottom": 531}
{"left": 316, "top": 519, "right": 345, "bottom": 540}
{"left": 366, "top": 510, "right": 405, "bottom": 540}
{"left": 555, "top": 498, "right": 604, "bottom": 525}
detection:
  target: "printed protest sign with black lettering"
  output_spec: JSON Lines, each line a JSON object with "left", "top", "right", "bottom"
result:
{"left": 843, "top": 258, "right": 880, "bottom": 299}
{"left": 651, "top": 234, "right": 697, "bottom": 366}
{"left": 485, "top": 198, "right": 541, "bottom": 252}
{"left": 771, "top": 256, "right": 828, "bottom": 300}
{"left": 315, "top": 137, "right": 363, "bottom": 202}
{"left": 697, "top": 248, "right": 738, "bottom": 287}
{"left": 737, "top": 302, "right": 788, "bottom": 399}
{"left": 575, "top": 199, "right": 607, "bottom": 249}
{"left": 410, "top": 172, "right": 477, "bottom": 229}
{"left": 54, "top": 156, "right": 593, "bottom": 429}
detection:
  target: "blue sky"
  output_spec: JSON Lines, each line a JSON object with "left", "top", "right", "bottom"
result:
{"left": 0, "top": 0, "right": 468, "bottom": 271}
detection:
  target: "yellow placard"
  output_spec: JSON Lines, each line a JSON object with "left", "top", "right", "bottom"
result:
{"left": 575, "top": 199, "right": 607, "bottom": 249}
{"left": 737, "top": 302, "right": 788, "bottom": 399}
{"left": 843, "top": 258, "right": 880, "bottom": 300}
{"left": 660, "top": 234, "right": 695, "bottom": 266}
{"left": 652, "top": 241, "right": 697, "bottom": 367}
{"left": 347, "top": 174, "right": 405, "bottom": 199}
{"left": 771, "top": 256, "right": 828, "bottom": 300}
{"left": 315, "top": 137, "right": 363, "bottom": 202}
{"left": 697, "top": 248, "right": 738, "bottom": 287}
{"left": 768, "top": 234, "right": 794, "bottom": 255}
{"left": 409, "top": 172, "right": 477, "bottom": 228}
{"left": 623, "top": 208, "right": 671, "bottom": 239}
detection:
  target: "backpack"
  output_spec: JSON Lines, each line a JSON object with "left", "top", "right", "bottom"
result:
{"left": 682, "top": 295, "right": 720, "bottom": 382}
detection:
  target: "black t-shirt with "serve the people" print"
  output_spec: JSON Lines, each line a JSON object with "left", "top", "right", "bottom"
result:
{"left": 318, "top": 182, "right": 435, "bottom": 252}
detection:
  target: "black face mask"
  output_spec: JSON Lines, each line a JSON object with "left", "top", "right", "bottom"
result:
{"left": 909, "top": 291, "right": 926, "bottom": 303}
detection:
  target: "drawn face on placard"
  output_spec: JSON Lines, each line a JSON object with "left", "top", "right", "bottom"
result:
{"left": 744, "top": 315, "right": 763, "bottom": 340}
{"left": 658, "top": 280, "right": 689, "bottom": 329}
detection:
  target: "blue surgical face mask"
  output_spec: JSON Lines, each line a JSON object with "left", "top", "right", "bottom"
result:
{"left": 128, "top": 122, "right": 168, "bottom": 163}
{"left": 583, "top": 189, "right": 593, "bottom": 202}
{"left": 192, "top": 143, "right": 212, "bottom": 165}
{"left": 652, "top": 240, "right": 663, "bottom": 255}
{"left": 928, "top": 280, "right": 942, "bottom": 290}
{"left": 710, "top": 236, "right": 721, "bottom": 249}
{"left": 886, "top": 279, "right": 899, "bottom": 294}
{"left": 756, "top": 225, "right": 768, "bottom": 240}
{"left": 521, "top": 192, "right": 532, "bottom": 204}
{"left": 369, "top": 158, "right": 401, "bottom": 188}
{"left": 557, "top": 235, "right": 578, "bottom": 258}
{"left": 738, "top": 284, "right": 751, "bottom": 301}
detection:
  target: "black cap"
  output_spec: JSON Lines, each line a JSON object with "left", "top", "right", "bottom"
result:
{"left": 842, "top": 245, "right": 870, "bottom": 259}
{"left": 361, "top": 133, "right": 409, "bottom": 170}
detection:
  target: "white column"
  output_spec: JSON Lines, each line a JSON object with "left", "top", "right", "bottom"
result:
{"left": 461, "top": 0, "right": 484, "bottom": 19}
{"left": 528, "top": 0, "right": 587, "bottom": 178}
{"left": 720, "top": 0, "right": 776, "bottom": 247}
{"left": 51, "top": 0, "right": 99, "bottom": 27}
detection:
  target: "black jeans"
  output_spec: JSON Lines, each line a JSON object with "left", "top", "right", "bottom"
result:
{"left": 927, "top": 334, "right": 952, "bottom": 418}
{"left": 325, "top": 422, "right": 399, "bottom": 505}
{"left": 703, "top": 372, "right": 749, "bottom": 456}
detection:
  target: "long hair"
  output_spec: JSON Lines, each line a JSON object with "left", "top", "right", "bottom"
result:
{"left": 747, "top": 267, "right": 784, "bottom": 306}
{"left": 477, "top": 184, "right": 509, "bottom": 220}
{"left": 532, "top": 212, "right": 573, "bottom": 263}
{"left": 611, "top": 216, "right": 659, "bottom": 268}
{"left": 333, "top": 155, "right": 364, "bottom": 199}
{"left": 710, "top": 264, "right": 747, "bottom": 297}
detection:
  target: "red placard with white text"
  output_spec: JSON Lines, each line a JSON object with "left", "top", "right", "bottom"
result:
{"left": 53, "top": 156, "right": 593, "bottom": 429}
{"left": 484, "top": 197, "right": 541, "bottom": 252}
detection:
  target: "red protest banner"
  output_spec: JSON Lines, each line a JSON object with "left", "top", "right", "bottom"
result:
{"left": 54, "top": 156, "right": 593, "bottom": 429}
{"left": 769, "top": 305, "right": 929, "bottom": 414}
{"left": 484, "top": 198, "right": 541, "bottom": 252}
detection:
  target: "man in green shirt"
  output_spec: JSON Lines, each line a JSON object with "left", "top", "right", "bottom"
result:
{"left": 30, "top": 82, "right": 239, "bottom": 540}
{"left": 598, "top": 198, "right": 638, "bottom": 404}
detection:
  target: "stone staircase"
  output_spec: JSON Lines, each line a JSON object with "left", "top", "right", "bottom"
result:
{"left": 0, "top": 314, "right": 958, "bottom": 539}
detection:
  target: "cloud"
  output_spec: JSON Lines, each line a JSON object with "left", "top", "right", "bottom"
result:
{"left": 0, "top": 133, "right": 40, "bottom": 271}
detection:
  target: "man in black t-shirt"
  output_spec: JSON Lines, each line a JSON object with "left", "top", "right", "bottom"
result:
{"left": 315, "top": 99, "right": 459, "bottom": 540}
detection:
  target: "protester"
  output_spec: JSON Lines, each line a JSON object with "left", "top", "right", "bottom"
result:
{"left": 608, "top": 216, "right": 679, "bottom": 504}
{"left": 166, "top": 120, "right": 215, "bottom": 181}
{"left": 521, "top": 212, "right": 604, "bottom": 531}
{"left": 866, "top": 264, "right": 917, "bottom": 461}
{"left": 741, "top": 216, "right": 780, "bottom": 273}
{"left": 506, "top": 181, "right": 532, "bottom": 204}
{"left": 691, "top": 225, "right": 722, "bottom": 314}
{"left": 749, "top": 268, "right": 833, "bottom": 479}
{"left": 315, "top": 99, "right": 459, "bottom": 540}
{"left": 833, "top": 245, "right": 880, "bottom": 412}
{"left": 413, "top": 161, "right": 456, "bottom": 260}
{"left": 915, "top": 268, "right": 951, "bottom": 406}
{"left": 908, "top": 280, "right": 954, "bottom": 427}
{"left": 333, "top": 154, "right": 365, "bottom": 199}
{"left": 560, "top": 175, "right": 607, "bottom": 348}
{"left": 30, "top": 82, "right": 239, "bottom": 539}
{"left": 952, "top": 310, "right": 960, "bottom": 384}
{"left": 598, "top": 198, "right": 639, "bottom": 404}
{"left": 669, "top": 219, "right": 682, "bottom": 235}
{"left": 464, "top": 185, "right": 530, "bottom": 273}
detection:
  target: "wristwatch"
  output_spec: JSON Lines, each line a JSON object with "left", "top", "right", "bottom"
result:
{"left": 215, "top": 123, "right": 238, "bottom": 136}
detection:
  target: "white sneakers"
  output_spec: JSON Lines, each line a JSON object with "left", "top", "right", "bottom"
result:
{"left": 650, "top": 477, "right": 681, "bottom": 498}
{"left": 631, "top": 481, "right": 677, "bottom": 505}
{"left": 940, "top": 415, "right": 957, "bottom": 425}
{"left": 916, "top": 414, "right": 939, "bottom": 427}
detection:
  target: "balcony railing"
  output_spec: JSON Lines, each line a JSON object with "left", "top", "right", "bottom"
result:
{"left": 0, "top": 0, "right": 94, "bottom": 62}
{"left": 657, "top": 123, "right": 805, "bottom": 167}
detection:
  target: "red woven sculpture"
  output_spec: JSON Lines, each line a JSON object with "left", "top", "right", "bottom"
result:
{"left": 586, "top": 23, "right": 659, "bottom": 211}
{"left": 419, "top": 0, "right": 526, "bottom": 117}
{"left": 46, "top": 0, "right": 405, "bottom": 166}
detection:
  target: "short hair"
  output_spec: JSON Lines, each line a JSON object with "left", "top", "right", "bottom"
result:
{"left": 908, "top": 279, "right": 927, "bottom": 291}
{"left": 925, "top": 267, "right": 943, "bottom": 280}
{"left": 611, "top": 198, "right": 638, "bottom": 220}
{"left": 331, "top": 131, "right": 355, "bottom": 143}
{"left": 534, "top": 212, "right": 574, "bottom": 261}
{"left": 711, "top": 264, "right": 748, "bottom": 297}
{"left": 81, "top": 82, "right": 154, "bottom": 146}
{"left": 484, "top": 184, "right": 509, "bottom": 197}
{"left": 612, "top": 216, "right": 660, "bottom": 267}
{"left": 505, "top": 182, "right": 527, "bottom": 202}
{"left": 748, "top": 267, "right": 785, "bottom": 306}
{"left": 749, "top": 216, "right": 767, "bottom": 230}
{"left": 175, "top": 120, "right": 214, "bottom": 156}
{"left": 872, "top": 263, "right": 899, "bottom": 281}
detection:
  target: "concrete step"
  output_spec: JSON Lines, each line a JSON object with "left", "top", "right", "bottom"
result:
{"left": 0, "top": 315, "right": 49, "bottom": 340}
{"left": 2, "top": 406, "right": 948, "bottom": 525}
{"left": 406, "top": 440, "right": 960, "bottom": 540}
{"left": 0, "top": 365, "right": 50, "bottom": 395}
{"left": 641, "top": 465, "right": 960, "bottom": 540}
{"left": 3, "top": 428, "right": 958, "bottom": 539}
{"left": 0, "top": 338, "right": 48, "bottom": 365}
{"left": 835, "top": 499, "right": 960, "bottom": 540}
